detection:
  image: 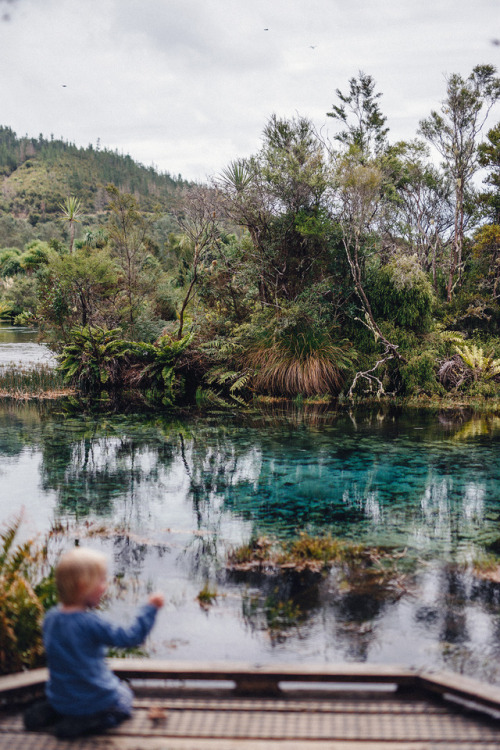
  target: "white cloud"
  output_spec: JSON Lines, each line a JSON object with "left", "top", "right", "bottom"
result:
{"left": 0, "top": 0, "right": 499, "bottom": 180}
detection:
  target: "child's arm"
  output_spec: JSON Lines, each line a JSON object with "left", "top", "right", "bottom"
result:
{"left": 90, "top": 596, "right": 163, "bottom": 649}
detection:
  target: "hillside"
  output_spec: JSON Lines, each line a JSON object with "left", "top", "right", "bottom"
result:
{"left": 0, "top": 126, "right": 187, "bottom": 223}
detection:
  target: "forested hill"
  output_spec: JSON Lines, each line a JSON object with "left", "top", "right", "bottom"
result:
{"left": 0, "top": 126, "right": 188, "bottom": 222}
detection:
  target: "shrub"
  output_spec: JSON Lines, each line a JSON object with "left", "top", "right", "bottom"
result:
{"left": 126, "top": 333, "right": 193, "bottom": 404}
{"left": 0, "top": 247, "right": 22, "bottom": 278}
{"left": 400, "top": 351, "right": 442, "bottom": 396}
{"left": 370, "top": 254, "right": 435, "bottom": 331}
{"left": 58, "top": 326, "right": 133, "bottom": 392}
{"left": 58, "top": 326, "right": 193, "bottom": 403}
{"left": 0, "top": 517, "right": 54, "bottom": 674}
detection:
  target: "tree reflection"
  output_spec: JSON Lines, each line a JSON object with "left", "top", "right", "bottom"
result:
{"left": 2, "top": 402, "right": 500, "bottom": 676}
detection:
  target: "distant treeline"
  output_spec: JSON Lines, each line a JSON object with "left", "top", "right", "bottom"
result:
{"left": 0, "top": 126, "right": 188, "bottom": 219}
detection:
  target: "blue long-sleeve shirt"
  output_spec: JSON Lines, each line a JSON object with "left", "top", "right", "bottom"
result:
{"left": 43, "top": 603, "right": 158, "bottom": 716}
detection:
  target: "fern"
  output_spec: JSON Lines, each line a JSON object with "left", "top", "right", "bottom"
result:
{"left": 229, "top": 373, "right": 252, "bottom": 393}
{"left": 455, "top": 344, "right": 500, "bottom": 381}
{"left": 0, "top": 516, "right": 54, "bottom": 673}
{"left": 204, "top": 365, "right": 253, "bottom": 404}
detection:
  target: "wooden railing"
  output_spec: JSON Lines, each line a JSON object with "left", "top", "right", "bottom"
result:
{"left": 1, "top": 661, "right": 500, "bottom": 716}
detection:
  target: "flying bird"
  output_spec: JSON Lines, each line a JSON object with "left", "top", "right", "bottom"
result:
{"left": 309, "top": 45, "right": 317, "bottom": 49}
{"left": 61, "top": 84, "right": 67, "bottom": 87}
{"left": 264, "top": 28, "right": 269, "bottom": 31}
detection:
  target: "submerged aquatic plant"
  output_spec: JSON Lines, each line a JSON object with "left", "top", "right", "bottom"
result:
{"left": 196, "top": 582, "right": 218, "bottom": 609}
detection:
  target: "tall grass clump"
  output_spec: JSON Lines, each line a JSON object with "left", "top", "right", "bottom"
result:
{"left": 245, "top": 321, "right": 355, "bottom": 397}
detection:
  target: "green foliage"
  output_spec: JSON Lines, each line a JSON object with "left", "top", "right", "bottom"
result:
{"left": 327, "top": 70, "right": 389, "bottom": 156}
{"left": 0, "top": 247, "right": 22, "bottom": 278}
{"left": 20, "top": 240, "right": 50, "bottom": 273}
{"left": 478, "top": 123, "right": 500, "bottom": 223}
{"left": 58, "top": 326, "right": 192, "bottom": 402}
{"left": 0, "top": 516, "right": 53, "bottom": 674}
{"left": 127, "top": 333, "right": 193, "bottom": 403}
{"left": 39, "top": 247, "right": 119, "bottom": 332}
{"left": 472, "top": 224, "right": 500, "bottom": 296}
{"left": 400, "top": 351, "right": 442, "bottom": 396}
{"left": 455, "top": 343, "right": 500, "bottom": 381}
{"left": 58, "top": 326, "right": 133, "bottom": 392}
{"left": 1, "top": 275, "right": 38, "bottom": 319}
{"left": 58, "top": 196, "right": 83, "bottom": 254}
{"left": 370, "top": 255, "right": 435, "bottom": 331}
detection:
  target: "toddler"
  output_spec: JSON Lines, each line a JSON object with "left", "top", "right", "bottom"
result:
{"left": 24, "top": 547, "right": 164, "bottom": 739}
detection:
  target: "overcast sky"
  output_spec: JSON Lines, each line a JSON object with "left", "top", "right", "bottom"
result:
{"left": 0, "top": 0, "right": 499, "bottom": 182}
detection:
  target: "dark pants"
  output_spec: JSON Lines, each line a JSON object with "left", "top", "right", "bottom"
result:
{"left": 24, "top": 699, "right": 130, "bottom": 738}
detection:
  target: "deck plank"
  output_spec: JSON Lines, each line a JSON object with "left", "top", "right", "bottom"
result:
{"left": 0, "top": 664, "right": 499, "bottom": 748}
{"left": 1, "top": 693, "right": 499, "bottom": 748}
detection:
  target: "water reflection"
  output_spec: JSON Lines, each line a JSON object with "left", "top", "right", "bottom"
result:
{"left": 0, "top": 324, "right": 56, "bottom": 368}
{"left": 1, "top": 402, "right": 500, "bottom": 681}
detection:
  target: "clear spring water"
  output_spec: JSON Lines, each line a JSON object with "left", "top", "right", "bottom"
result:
{"left": 0, "top": 323, "right": 56, "bottom": 368}
{"left": 1, "top": 400, "right": 500, "bottom": 682}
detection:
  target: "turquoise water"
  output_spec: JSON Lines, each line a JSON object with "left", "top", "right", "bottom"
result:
{"left": 1, "top": 401, "right": 500, "bottom": 682}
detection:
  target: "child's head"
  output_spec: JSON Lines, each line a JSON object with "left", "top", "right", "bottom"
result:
{"left": 56, "top": 547, "right": 108, "bottom": 607}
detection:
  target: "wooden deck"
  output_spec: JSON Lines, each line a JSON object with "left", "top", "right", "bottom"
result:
{"left": 0, "top": 661, "right": 499, "bottom": 749}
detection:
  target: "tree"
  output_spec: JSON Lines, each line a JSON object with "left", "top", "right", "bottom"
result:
{"left": 59, "top": 196, "right": 82, "bottom": 254}
{"left": 334, "top": 154, "right": 391, "bottom": 343}
{"left": 39, "top": 248, "right": 119, "bottom": 334}
{"left": 217, "top": 116, "right": 330, "bottom": 306}
{"left": 175, "top": 185, "right": 221, "bottom": 339}
{"left": 327, "top": 71, "right": 389, "bottom": 157}
{"left": 329, "top": 151, "right": 406, "bottom": 397}
{"left": 472, "top": 223, "right": 500, "bottom": 298}
{"left": 478, "top": 122, "right": 500, "bottom": 223}
{"left": 387, "top": 140, "right": 454, "bottom": 288}
{"left": 419, "top": 65, "right": 500, "bottom": 300}
{"left": 105, "top": 185, "right": 150, "bottom": 330}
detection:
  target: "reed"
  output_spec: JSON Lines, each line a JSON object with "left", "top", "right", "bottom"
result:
{"left": 0, "top": 364, "right": 67, "bottom": 397}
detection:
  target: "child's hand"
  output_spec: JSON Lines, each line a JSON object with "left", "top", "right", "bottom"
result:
{"left": 149, "top": 592, "right": 165, "bottom": 609}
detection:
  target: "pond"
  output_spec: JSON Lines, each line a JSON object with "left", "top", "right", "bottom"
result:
{"left": 0, "top": 323, "right": 56, "bottom": 369}
{"left": 1, "top": 400, "right": 500, "bottom": 683}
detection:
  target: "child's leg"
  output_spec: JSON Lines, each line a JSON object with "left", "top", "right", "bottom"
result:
{"left": 54, "top": 682, "right": 134, "bottom": 739}
{"left": 24, "top": 700, "right": 62, "bottom": 731}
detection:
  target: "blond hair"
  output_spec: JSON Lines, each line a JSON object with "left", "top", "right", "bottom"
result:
{"left": 55, "top": 547, "right": 107, "bottom": 605}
